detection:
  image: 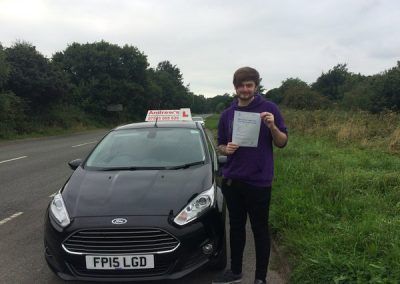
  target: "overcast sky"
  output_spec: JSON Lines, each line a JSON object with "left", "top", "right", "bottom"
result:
{"left": 1, "top": 0, "right": 399, "bottom": 97}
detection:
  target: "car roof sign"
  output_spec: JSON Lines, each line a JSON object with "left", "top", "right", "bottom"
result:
{"left": 145, "top": 108, "right": 192, "bottom": 122}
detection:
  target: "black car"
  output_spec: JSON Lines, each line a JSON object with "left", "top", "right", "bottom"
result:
{"left": 44, "top": 121, "right": 227, "bottom": 282}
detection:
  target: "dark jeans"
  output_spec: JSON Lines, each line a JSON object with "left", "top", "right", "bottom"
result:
{"left": 221, "top": 178, "right": 272, "bottom": 281}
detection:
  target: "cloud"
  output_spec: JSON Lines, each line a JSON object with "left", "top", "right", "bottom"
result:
{"left": 1, "top": 0, "right": 399, "bottom": 97}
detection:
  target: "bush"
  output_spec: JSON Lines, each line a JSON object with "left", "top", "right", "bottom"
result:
{"left": 282, "top": 86, "right": 329, "bottom": 110}
{"left": 0, "top": 92, "right": 26, "bottom": 137}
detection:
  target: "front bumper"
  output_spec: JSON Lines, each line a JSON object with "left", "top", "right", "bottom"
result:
{"left": 44, "top": 208, "right": 225, "bottom": 282}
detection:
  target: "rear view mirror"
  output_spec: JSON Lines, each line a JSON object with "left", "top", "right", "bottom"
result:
{"left": 68, "top": 159, "right": 82, "bottom": 170}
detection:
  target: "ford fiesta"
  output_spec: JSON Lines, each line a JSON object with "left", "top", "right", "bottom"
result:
{"left": 44, "top": 120, "right": 227, "bottom": 282}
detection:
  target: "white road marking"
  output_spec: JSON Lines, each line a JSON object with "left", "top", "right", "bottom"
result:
{"left": 0, "top": 156, "right": 28, "bottom": 164}
{"left": 71, "top": 141, "right": 97, "bottom": 148}
{"left": 49, "top": 192, "right": 57, "bottom": 198}
{"left": 0, "top": 212, "right": 24, "bottom": 226}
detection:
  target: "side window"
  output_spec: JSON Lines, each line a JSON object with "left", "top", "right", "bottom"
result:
{"left": 205, "top": 131, "right": 218, "bottom": 171}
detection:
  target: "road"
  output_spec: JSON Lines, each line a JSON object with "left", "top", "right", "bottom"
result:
{"left": 0, "top": 130, "right": 286, "bottom": 284}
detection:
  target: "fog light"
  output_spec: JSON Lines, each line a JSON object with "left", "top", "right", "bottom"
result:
{"left": 45, "top": 246, "right": 53, "bottom": 257}
{"left": 202, "top": 243, "right": 214, "bottom": 255}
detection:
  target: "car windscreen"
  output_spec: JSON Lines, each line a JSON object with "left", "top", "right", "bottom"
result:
{"left": 85, "top": 128, "right": 206, "bottom": 170}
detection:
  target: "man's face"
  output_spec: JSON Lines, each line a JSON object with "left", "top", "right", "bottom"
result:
{"left": 235, "top": 80, "right": 257, "bottom": 101}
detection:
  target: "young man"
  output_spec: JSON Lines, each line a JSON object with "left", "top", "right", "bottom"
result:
{"left": 212, "top": 67, "right": 288, "bottom": 284}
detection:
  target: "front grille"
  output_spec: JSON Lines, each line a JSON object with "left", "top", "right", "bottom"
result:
{"left": 63, "top": 228, "right": 180, "bottom": 254}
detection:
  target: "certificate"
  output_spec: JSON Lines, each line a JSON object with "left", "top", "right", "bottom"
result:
{"left": 232, "top": 111, "right": 261, "bottom": 147}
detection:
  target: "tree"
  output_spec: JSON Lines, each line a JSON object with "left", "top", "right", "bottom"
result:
{"left": 265, "top": 88, "right": 283, "bottom": 104}
{"left": 381, "top": 61, "right": 400, "bottom": 110}
{"left": 53, "top": 41, "right": 149, "bottom": 121}
{"left": 191, "top": 93, "right": 208, "bottom": 114}
{"left": 154, "top": 61, "right": 191, "bottom": 109}
{"left": 282, "top": 86, "right": 329, "bottom": 110}
{"left": 0, "top": 44, "right": 10, "bottom": 90}
{"left": 341, "top": 82, "right": 376, "bottom": 111}
{"left": 206, "top": 93, "right": 233, "bottom": 113}
{"left": 281, "top": 78, "right": 309, "bottom": 91}
{"left": 0, "top": 91, "right": 26, "bottom": 137}
{"left": 312, "top": 64, "right": 350, "bottom": 101}
{"left": 5, "top": 41, "right": 69, "bottom": 113}
{"left": 258, "top": 84, "right": 267, "bottom": 96}
{"left": 156, "top": 61, "right": 184, "bottom": 85}
{"left": 215, "top": 102, "right": 226, "bottom": 113}
{"left": 280, "top": 78, "right": 329, "bottom": 109}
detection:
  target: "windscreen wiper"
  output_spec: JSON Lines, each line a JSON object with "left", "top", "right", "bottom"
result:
{"left": 100, "top": 166, "right": 167, "bottom": 171}
{"left": 166, "top": 160, "right": 205, "bottom": 170}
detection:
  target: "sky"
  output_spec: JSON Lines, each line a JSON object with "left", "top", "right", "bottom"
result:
{"left": 0, "top": 0, "right": 399, "bottom": 97}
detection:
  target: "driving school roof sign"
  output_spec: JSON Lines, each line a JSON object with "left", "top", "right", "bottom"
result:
{"left": 145, "top": 108, "right": 192, "bottom": 122}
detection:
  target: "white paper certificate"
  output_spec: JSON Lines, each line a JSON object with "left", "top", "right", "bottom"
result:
{"left": 232, "top": 111, "right": 261, "bottom": 147}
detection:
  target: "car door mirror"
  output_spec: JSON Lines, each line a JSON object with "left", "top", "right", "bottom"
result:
{"left": 68, "top": 159, "right": 82, "bottom": 170}
{"left": 218, "top": 155, "right": 227, "bottom": 165}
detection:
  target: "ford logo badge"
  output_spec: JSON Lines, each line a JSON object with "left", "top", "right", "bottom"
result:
{"left": 111, "top": 218, "right": 127, "bottom": 225}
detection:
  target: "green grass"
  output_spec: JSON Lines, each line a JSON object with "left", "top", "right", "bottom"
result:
{"left": 206, "top": 112, "right": 400, "bottom": 283}
{"left": 205, "top": 114, "right": 220, "bottom": 130}
{"left": 281, "top": 108, "right": 400, "bottom": 155}
{"left": 0, "top": 124, "right": 107, "bottom": 141}
{"left": 272, "top": 136, "right": 400, "bottom": 283}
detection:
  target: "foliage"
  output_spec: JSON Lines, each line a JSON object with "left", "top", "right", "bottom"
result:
{"left": 282, "top": 108, "right": 400, "bottom": 154}
{"left": 153, "top": 61, "right": 191, "bottom": 109}
{"left": 379, "top": 62, "right": 400, "bottom": 111}
{"left": 341, "top": 82, "right": 376, "bottom": 111}
{"left": 312, "top": 63, "right": 350, "bottom": 101}
{"left": 272, "top": 135, "right": 400, "bottom": 283}
{"left": 283, "top": 87, "right": 329, "bottom": 110}
{"left": 207, "top": 93, "right": 234, "bottom": 113}
{"left": 265, "top": 88, "right": 283, "bottom": 104}
{"left": 1, "top": 39, "right": 400, "bottom": 138}
{"left": 0, "top": 44, "right": 10, "bottom": 90}
{"left": 5, "top": 42, "right": 69, "bottom": 113}
{"left": 0, "top": 40, "right": 201, "bottom": 138}
{"left": 52, "top": 41, "right": 149, "bottom": 122}
{"left": 190, "top": 93, "right": 208, "bottom": 114}
{"left": 273, "top": 62, "right": 400, "bottom": 113}
{"left": 204, "top": 114, "right": 220, "bottom": 130}
{"left": 266, "top": 78, "right": 329, "bottom": 110}
{"left": 0, "top": 91, "right": 26, "bottom": 137}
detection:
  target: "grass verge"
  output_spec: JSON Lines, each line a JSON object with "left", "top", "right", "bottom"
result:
{"left": 0, "top": 124, "right": 109, "bottom": 142}
{"left": 272, "top": 135, "right": 400, "bottom": 283}
{"left": 206, "top": 112, "right": 400, "bottom": 283}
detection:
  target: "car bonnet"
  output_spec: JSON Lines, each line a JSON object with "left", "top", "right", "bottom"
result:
{"left": 62, "top": 165, "right": 213, "bottom": 218}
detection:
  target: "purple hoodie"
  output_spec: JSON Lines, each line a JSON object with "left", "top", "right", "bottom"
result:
{"left": 217, "top": 94, "right": 287, "bottom": 187}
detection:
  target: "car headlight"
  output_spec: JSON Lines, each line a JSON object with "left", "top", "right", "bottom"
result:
{"left": 50, "top": 193, "right": 70, "bottom": 228}
{"left": 174, "top": 184, "right": 215, "bottom": 226}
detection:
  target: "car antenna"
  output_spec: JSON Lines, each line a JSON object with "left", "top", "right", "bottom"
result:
{"left": 154, "top": 101, "right": 161, "bottom": 128}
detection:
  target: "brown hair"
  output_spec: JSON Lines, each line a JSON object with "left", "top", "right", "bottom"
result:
{"left": 233, "top": 67, "right": 261, "bottom": 87}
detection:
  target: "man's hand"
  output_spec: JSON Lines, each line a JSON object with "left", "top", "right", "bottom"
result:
{"left": 260, "top": 111, "right": 288, "bottom": 147}
{"left": 220, "top": 142, "right": 239, "bottom": 155}
{"left": 260, "top": 112, "right": 276, "bottom": 129}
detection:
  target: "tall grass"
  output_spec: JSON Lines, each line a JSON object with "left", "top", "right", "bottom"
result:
{"left": 204, "top": 114, "right": 220, "bottom": 130}
{"left": 205, "top": 111, "right": 400, "bottom": 283}
{"left": 272, "top": 136, "right": 400, "bottom": 283}
{"left": 282, "top": 109, "right": 400, "bottom": 155}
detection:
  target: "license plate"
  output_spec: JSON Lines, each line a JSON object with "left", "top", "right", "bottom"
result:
{"left": 85, "top": 255, "right": 154, "bottom": 270}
